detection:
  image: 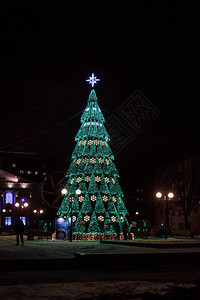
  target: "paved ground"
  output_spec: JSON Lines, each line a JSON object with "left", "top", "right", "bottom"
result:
{"left": 1, "top": 236, "right": 200, "bottom": 299}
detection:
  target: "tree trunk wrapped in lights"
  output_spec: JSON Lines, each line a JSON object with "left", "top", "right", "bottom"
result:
{"left": 57, "top": 88, "right": 129, "bottom": 239}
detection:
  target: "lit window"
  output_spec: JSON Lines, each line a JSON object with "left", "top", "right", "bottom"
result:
{"left": 5, "top": 217, "right": 11, "bottom": 226}
{"left": 4, "top": 191, "right": 14, "bottom": 205}
{"left": 20, "top": 217, "right": 26, "bottom": 225}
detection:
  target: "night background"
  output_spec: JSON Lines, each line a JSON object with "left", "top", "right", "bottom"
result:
{"left": 1, "top": 2, "right": 200, "bottom": 298}
{"left": 0, "top": 1, "right": 200, "bottom": 196}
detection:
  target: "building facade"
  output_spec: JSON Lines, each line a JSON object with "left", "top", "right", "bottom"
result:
{"left": 0, "top": 151, "right": 54, "bottom": 232}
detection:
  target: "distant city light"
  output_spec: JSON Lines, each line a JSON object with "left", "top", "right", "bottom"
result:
{"left": 24, "top": 202, "right": 29, "bottom": 207}
{"left": 33, "top": 210, "right": 37, "bottom": 213}
{"left": 39, "top": 209, "right": 44, "bottom": 214}
{"left": 156, "top": 192, "right": 162, "bottom": 198}
{"left": 15, "top": 202, "right": 20, "bottom": 207}
{"left": 168, "top": 192, "right": 174, "bottom": 199}
{"left": 2, "top": 209, "right": 6, "bottom": 213}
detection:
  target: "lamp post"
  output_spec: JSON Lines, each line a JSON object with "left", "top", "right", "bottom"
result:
{"left": 15, "top": 201, "right": 29, "bottom": 215}
{"left": 156, "top": 192, "right": 174, "bottom": 239}
{"left": 61, "top": 188, "right": 81, "bottom": 242}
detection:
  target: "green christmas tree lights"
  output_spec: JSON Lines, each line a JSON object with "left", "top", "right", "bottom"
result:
{"left": 57, "top": 87, "right": 129, "bottom": 237}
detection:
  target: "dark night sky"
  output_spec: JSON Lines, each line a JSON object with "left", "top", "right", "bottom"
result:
{"left": 0, "top": 1, "right": 200, "bottom": 182}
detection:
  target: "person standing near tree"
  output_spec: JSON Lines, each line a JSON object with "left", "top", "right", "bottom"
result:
{"left": 14, "top": 216, "right": 24, "bottom": 246}
{"left": 123, "top": 221, "right": 128, "bottom": 240}
{"left": 116, "top": 222, "right": 120, "bottom": 240}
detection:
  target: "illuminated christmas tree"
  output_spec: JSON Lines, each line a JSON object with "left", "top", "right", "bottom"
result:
{"left": 57, "top": 74, "right": 129, "bottom": 238}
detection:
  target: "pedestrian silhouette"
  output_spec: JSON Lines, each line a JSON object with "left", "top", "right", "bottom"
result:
{"left": 123, "top": 221, "right": 128, "bottom": 240}
{"left": 14, "top": 216, "right": 24, "bottom": 246}
{"left": 116, "top": 222, "right": 120, "bottom": 240}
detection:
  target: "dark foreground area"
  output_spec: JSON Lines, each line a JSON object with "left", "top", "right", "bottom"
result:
{"left": 0, "top": 236, "right": 200, "bottom": 299}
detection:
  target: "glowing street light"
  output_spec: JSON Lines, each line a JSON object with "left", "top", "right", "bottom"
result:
{"left": 61, "top": 188, "right": 68, "bottom": 195}
{"left": 168, "top": 192, "right": 174, "bottom": 199}
{"left": 39, "top": 210, "right": 44, "bottom": 214}
{"left": 24, "top": 202, "right": 29, "bottom": 208}
{"left": 33, "top": 210, "right": 37, "bottom": 214}
{"left": 155, "top": 191, "right": 174, "bottom": 239}
{"left": 156, "top": 192, "right": 162, "bottom": 199}
{"left": 15, "top": 202, "right": 20, "bottom": 207}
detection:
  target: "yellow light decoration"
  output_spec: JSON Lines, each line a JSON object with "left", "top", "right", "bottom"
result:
{"left": 100, "top": 140, "right": 104, "bottom": 146}
{"left": 72, "top": 216, "right": 77, "bottom": 222}
{"left": 112, "top": 178, "right": 115, "bottom": 184}
{"left": 99, "top": 158, "right": 104, "bottom": 164}
{"left": 84, "top": 215, "right": 90, "bottom": 222}
{"left": 76, "top": 177, "right": 82, "bottom": 183}
{"left": 111, "top": 216, "right": 116, "bottom": 222}
{"left": 85, "top": 176, "right": 90, "bottom": 182}
{"left": 83, "top": 158, "right": 88, "bottom": 164}
{"left": 103, "top": 195, "right": 108, "bottom": 202}
{"left": 98, "top": 215, "right": 104, "bottom": 222}
{"left": 88, "top": 140, "right": 93, "bottom": 145}
{"left": 69, "top": 196, "right": 74, "bottom": 202}
{"left": 120, "top": 216, "right": 124, "bottom": 222}
{"left": 94, "top": 140, "right": 99, "bottom": 145}
{"left": 90, "top": 157, "right": 96, "bottom": 164}
{"left": 79, "top": 195, "right": 84, "bottom": 202}
{"left": 70, "top": 178, "right": 74, "bottom": 184}
{"left": 82, "top": 140, "right": 86, "bottom": 145}
{"left": 105, "top": 177, "right": 110, "bottom": 183}
{"left": 78, "top": 141, "right": 82, "bottom": 146}
{"left": 77, "top": 158, "right": 81, "bottom": 165}
{"left": 90, "top": 195, "right": 97, "bottom": 202}
{"left": 95, "top": 176, "right": 101, "bottom": 182}
{"left": 106, "top": 159, "right": 110, "bottom": 165}
{"left": 112, "top": 196, "right": 117, "bottom": 202}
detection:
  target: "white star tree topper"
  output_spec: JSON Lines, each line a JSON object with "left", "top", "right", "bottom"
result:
{"left": 86, "top": 73, "right": 100, "bottom": 87}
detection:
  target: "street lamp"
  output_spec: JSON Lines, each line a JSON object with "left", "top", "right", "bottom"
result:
{"left": 61, "top": 188, "right": 81, "bottom": 242}
{"left": 156, "top": 192, "right": 162, "bottom": 199}
{"left": 156, "top": 191, "right": 174, "bottom": 239}
{"left": 61, "top": 188, "right": 68, "bottom": 195}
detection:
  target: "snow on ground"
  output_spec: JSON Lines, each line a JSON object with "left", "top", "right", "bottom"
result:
{"left": 1, "top": 236, "right": 200, "bottom": 260}
{"left": 0, "top": 281, "right": 197, "bottom": 300}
